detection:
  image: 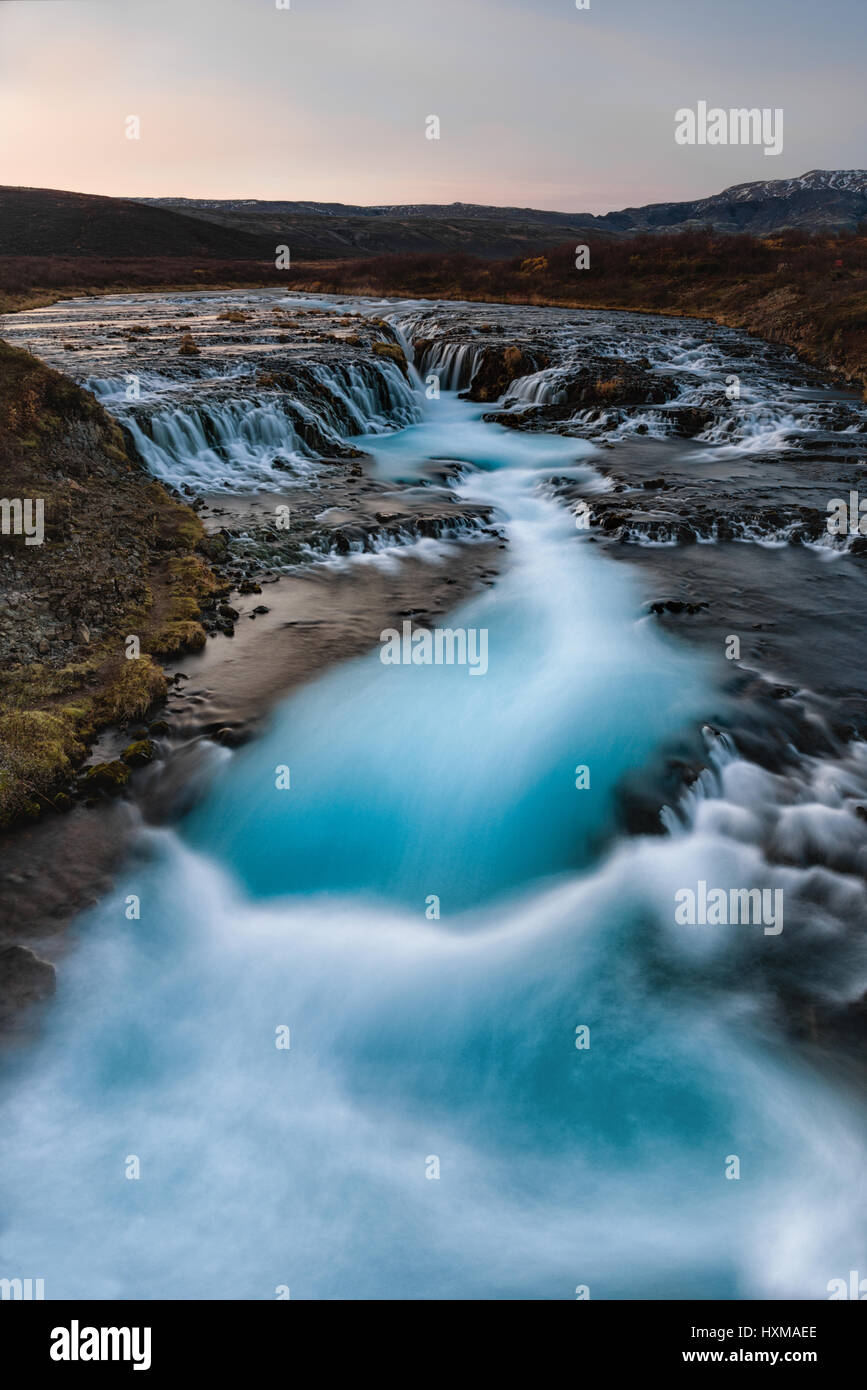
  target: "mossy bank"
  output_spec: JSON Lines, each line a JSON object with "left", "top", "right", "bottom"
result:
{"left": 0, "top": 340, "right": 221, "bottom": 829}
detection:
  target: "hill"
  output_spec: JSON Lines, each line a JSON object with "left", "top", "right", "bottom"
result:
{"left": 595, "top": 169, "right": 867, "bottom": 236}
{"left": 134, "top": 170, "right": 867, "bottom": 253}
{"left": 0, "top": 186, "right": 271, "bottom": 259}
{"left": 4, "top": 173, "right": 866, "bottom": 270}
{"left": 131, "top": 199, "right": 603, "bottom": 260}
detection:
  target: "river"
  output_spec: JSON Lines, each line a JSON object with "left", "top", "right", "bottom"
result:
{"left": 1, "top": 290, "right": 865, "bottom": 1299}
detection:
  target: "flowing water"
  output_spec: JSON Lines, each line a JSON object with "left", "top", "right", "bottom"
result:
{"left": 1, "top": 292, "right": 866, "bottom": 1300}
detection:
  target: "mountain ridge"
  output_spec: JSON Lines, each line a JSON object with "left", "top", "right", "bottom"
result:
{"left": 2, "top": 171, "right": 866, "bottom": 268}
{"left": 133, "top": 169, "right": 867, "bottom": 235}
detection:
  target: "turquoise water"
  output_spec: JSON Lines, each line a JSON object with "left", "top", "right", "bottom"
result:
{"left": 186, "top": 392, "right": 703, "bottom": 910}
{"left": 1, "top": 358, "right": 865, "bottom": 1301}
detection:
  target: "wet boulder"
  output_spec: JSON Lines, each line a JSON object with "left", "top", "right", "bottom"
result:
{"left": 465, "top": 345, "right": 550, "bottom": 402}
{"left": 0, "top": 945, "right": 55, "bottom": 1027}
{"left": 121, "top": 738, "right": 156, "bottom": 767}
{"left": 556, "top": 359, "right": 672, "bottom": 409}
{"left": 81, "top": 759, "right": 131, "bottom": 793}
{"left": 657, "top": 405, "right": 717, "bottom": 437}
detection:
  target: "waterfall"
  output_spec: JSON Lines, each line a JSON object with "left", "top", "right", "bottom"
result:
{"left": 414, "top": 340, "right": 487, "bottom": 392}
{"left": 89, "top": 358, "right": 421, "bottom": 493}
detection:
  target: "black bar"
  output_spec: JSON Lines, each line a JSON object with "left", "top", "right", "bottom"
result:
{"left": 2, "top": 1299, "right": 863, "bottom": 1375}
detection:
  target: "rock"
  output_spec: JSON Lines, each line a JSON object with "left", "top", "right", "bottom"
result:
{"left": 81, "top": 759, "right": 131, "bottom": 792}
{"left": 649, "top": 599, "right": 709, "bottom": 616}
{"left": 0, "top": 945, "right": 56, "bottom": 1023}
{"left": 198, "top": 534, "right": 229, "bottom": 561}
{"left": 465, "top": 345, "right": 550, "bottom": 402}
{"left": 121, "top": 738, "right": 156, "bottom": 767}
{"left": 372, "top": 341, "right": 408, "bottom": 375}
{"left": 213, "top": 726, "right": 248, "bottom": 747}
{"left": 218, "top": 604, "right": 239, "bottom": 621}
{"left": 661, "top": 406, "right": 716, "bottom": 437}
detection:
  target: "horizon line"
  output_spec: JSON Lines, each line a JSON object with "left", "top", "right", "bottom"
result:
{"left": 2, "top": 167, "right": 863, "bottom": 223}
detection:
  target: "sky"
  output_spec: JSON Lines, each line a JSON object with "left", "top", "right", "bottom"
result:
{"left": 1, "top": 0, "right": 865, "bottom": 212}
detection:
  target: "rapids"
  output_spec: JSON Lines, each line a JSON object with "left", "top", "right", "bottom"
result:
{"left": 1, "top": 291, "right": 865, "bottom": 1301}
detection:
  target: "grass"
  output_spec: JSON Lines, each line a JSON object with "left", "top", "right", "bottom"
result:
{"left": 0, "top": 710, "right": 86, "bottom": 821}
{"left": 372, "top": 341, "right": 408, "bottom": 373}
{"left": 94, "top": 656, "right": 169, "bottom": 724}
{"left": 0, "top": 342, "right": 221, "bottom": 827}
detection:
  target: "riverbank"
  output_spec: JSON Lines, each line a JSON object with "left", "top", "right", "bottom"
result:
{"left": 0, "top": 339, "right": 229, "bottom": 835}
{"left": 287, "top": 231, "right": 867, "bottom": 396}
{"left": 0, "top": 265, "right": 288, "bottom": 317}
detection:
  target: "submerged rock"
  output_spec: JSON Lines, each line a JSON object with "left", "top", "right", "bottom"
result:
{"left": 81, "top": 759, "right": 131, "bottom": 793}
{"left": 121, "top": 738, "right": 156, "bottom": 767}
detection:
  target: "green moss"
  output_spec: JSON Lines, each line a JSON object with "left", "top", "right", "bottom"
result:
{"left": 174, "top": 515, "right": 205, "bottom": 547}
{"left": 0, "top": 709, "right": 85, "bottom": 826}
{"left": 0, "top": 335, "right": 223, "bottom": 830}
{"left": 59, "top": 703, "right": 91, "bottom": 722}
{"left": 372, "top": 341, "right": 408, "bottom": 375}
{"left": 166, "top": 594, "right": 201, "bottom": 622}
{"left": 121, "top": 739, "right": 156, "bottom": 767}
{"left": 82, "top": 760, "right": 130, "bottom": 792}
{"left": 168, "top": 552, "right": 223, "bottom": 596}
{"left": 97, "top": 656, "right": 168, "bottom": 723}
{"left": 147, "top": 620, "right": 207, "bottom": 656}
